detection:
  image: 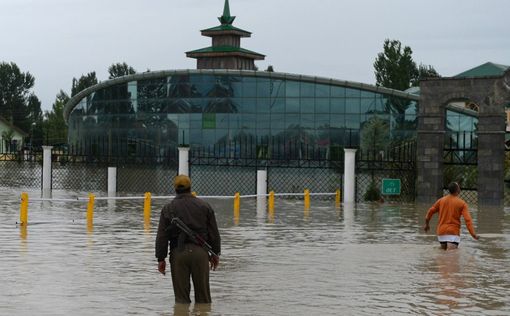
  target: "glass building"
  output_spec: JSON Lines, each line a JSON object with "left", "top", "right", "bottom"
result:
{"left": 64, "top": 70, "right": 420, "bottom": 158}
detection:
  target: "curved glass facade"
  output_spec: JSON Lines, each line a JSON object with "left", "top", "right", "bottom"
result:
{"left": 67, "top": 73, "right": 418, "bottom": 158}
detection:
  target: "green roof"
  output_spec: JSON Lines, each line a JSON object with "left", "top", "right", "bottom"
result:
{"left": 186, "top": 45, "right": 265, "bottom": 57}
{"left": 201, "top": 24, "right": 251, "bottom": 35}
{"left": 454, "top": 62, "right": 509, "bottom": 78}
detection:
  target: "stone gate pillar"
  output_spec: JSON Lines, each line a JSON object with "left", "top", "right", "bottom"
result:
{"left": 416, "top": 82, "right": 446, "bottom": 204}
{"left": 477, "top": 79, "right": 508, "bottom": 205}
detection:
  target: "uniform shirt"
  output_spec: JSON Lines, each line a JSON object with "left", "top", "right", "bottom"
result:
{"left": 426, "top": 194, "right": 475, "bottom": 237}
{"left": 155, "top": 193, "right": 221, "bottom": 261}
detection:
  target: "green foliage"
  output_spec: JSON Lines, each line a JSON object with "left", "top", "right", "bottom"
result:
{"left": 71, "top": 72, "right": 98, "bottom": 97}
{"left": 0, "top": 62, "right": 42, "bottom": 133}
{"left": 108, "top": 62, "right": 136, "bottom": 79}
{"left": 42, "top": 90, "right": 70, "bottom": 144}
{"left": 443, "top": 165, "right": 477, "bottom": 189}
{"left": 413, "top": 63, "right": 440, "bottom": 86}
{"left": 364, "top": 180, "right": 382, "bottom": 202}
{"left": 374, "top": 39, "right": 440, "bottom": 90}
{"left": 360, "top": 116, "right": 390, "bottom": 153}
{"left": 374, "top": 39, "right": 418, "bottom": 91}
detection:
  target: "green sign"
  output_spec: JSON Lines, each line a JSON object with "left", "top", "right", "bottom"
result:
{"left": 382, "top": 179, "right": 401, "bottom": 195}
{"left": 202, "top": 113, "right": 216, "bottom": 129}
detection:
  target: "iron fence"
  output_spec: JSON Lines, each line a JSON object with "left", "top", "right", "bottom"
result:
{"left": 190, "top": 165, "right": 257, "bottom": 196}
{"left": 355, "top": 142, "right": 416, "bottom": 203}
{"left": 268, "top": 166, "right": 343, "bottom": 198}
{"left": 117, "top": 165, "right": 177, "bottom": 194}
{"left": 443, "top": 131, "right": 478, "bottom": 204}
{"left": 189, "top": 139, "right": 346, "bottom": 197}
{"left": 0, "top": 160, "right": 42, "bottom": 189}
{"left": 50, "top": 145, "right": 178, "bottom": 193}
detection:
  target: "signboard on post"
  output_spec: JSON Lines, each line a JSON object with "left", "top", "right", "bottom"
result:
{"left": 382, "top": 179, "right": 401, "bottom": 195}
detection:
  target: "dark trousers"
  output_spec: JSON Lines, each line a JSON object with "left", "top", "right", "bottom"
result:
{"left": 169, "top": 244, "right": 211, "bottom": 304}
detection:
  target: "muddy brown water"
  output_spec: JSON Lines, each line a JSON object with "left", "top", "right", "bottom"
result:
{"left": 0, "top": 188, "right": 509, "bottom": 315}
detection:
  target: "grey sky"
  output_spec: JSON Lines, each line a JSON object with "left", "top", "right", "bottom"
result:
{"left": 1, "top": 0, "right": 509, "bottom": 110}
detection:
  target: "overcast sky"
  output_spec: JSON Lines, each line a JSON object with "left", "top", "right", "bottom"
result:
{"left": 1, "top": 0, "right": 509, "bottom": 110}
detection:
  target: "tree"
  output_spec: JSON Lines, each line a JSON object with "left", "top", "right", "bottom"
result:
{"left": 374, "top": 39, "right": 440, "bottom": 90}
{"left": 360, "top": 116, "right": 390, "bottom": 154}
{"left": 0, "top": 62, "right": 42, "bottom": 133}
{"left": 108, "top": 62, "right": 136, "bottom": 79}
{"left": 42, "top": 90, "right": 70, "bottom": 144}
{"left": 71, "top": 72, "right": 98, "bottom": 97}
{"left": 374, "top": 39, "right": 418, "bottom": 91}
{"left": 412, "top": 63, "right": 440, "bottom": 86}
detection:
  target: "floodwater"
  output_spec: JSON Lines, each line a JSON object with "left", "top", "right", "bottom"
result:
{"left": 0, "top": 188, "right": 509, "bottom": 316}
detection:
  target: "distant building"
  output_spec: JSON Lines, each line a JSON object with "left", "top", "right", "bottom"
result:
{"left": 0, "top": 116, "right": 27, "bottom": 152}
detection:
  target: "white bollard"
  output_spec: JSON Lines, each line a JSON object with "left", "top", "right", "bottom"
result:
{"left": 42, "top": 146, "right": 53, "bottom": 198}
{"left": 256, "top": 169, "right": 268, "bottom": 221}
{"left": 343, "top": 148, "right": 357, "bottom": 204}
{"left": 178, "top": 147, "right": 190, "bottom": 176}
{"left": 257, "top": 170, "right": 268, "bottom": 197}
{"left": 108, "top": 167, "right": 117, "bottom": 196}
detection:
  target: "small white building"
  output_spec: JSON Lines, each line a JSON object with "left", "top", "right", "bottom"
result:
{"left": 0, "top": 116, "right": 27, "bottom": 152}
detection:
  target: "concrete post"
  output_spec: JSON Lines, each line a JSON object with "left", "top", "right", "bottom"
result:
{"left": 42, "top": 146, "right": 53, "bottom": 197}
{"left": 107, "top": 167, "right": 117, "bottom": 196}
{"left": 178, "top": 147, "right": 190, "bottom": 176}
{"left": 257, "top": 170, "right": 267, "bottom": 197}
{"left": 343, "top": 148, "right": 357, "bottom": 204}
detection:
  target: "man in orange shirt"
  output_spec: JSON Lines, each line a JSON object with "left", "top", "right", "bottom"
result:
{"left": 424, "top": 182, "right": 479, "bottom": 250}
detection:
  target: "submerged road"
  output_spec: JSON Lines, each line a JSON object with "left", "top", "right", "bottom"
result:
{"left": 0, "top": 188, "right": 509, "bottom": 315}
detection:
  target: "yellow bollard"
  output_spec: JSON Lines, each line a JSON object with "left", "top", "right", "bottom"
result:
{"left": 335, "top": 189, "right": 341, "bottom": 208}
{"left": 86, "top": 193, "right": 95, "bottom": 225}
{"left": 19, "top": 192, "right": 29, "bottom": 226}
{"left": 144, "top": 192, "right": 152, "bottom": 219}
{"left": 304, "top": 189, "right": 311, "bottom": 210}
{"left": 233, "top": 192, "right": 240, "bottom": 225}
{"left": 268, "top": 191, "right": 275, "bottom": 212}
{"left": 234, "top": 192, "right": 241, "bottom": 212}
{"left": 192, "top": 192, "right": 197, "bottom": 197}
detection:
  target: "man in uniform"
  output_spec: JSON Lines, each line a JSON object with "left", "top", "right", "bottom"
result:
{"left": 155, "top": 175, "right": 221, "bottom": 304}
{"left": 424, "top": 182, "right": 479, "bottom": 250}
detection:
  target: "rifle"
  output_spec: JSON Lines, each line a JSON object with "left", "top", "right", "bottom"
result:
{"left": 171, "top": 217, "right": 219, "bottom": 259}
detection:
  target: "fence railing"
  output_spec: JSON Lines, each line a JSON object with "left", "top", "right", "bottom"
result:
{"left": 1, "top": 138, "right": 418, "bottom": 202}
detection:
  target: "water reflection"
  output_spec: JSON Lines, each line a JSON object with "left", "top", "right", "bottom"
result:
{"left": 434, "top": 250, "right": 463, "bottom": 309}
{"left": 171, "top": 303, "right": 211, "bottom": 316}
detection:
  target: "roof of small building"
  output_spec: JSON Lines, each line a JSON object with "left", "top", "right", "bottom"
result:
{"left": 454, "top": 62, "right": 509, "bottom": 78}
{"left": 186, "top": 45, "right": 265, "bottom": 58}
{"left": 0, "top": 116, "right": 28, "bottom": 137}
{"left": 201, "top": 24, "right": 252, "bottom": 37}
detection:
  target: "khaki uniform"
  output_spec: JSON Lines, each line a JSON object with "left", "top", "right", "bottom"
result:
{"left": 155, "top": 193, "right": 221, "bottom": 304}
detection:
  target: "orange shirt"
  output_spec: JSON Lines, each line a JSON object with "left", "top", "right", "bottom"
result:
{"left": 426, "top": 195, "right": 476, "bottom": 237}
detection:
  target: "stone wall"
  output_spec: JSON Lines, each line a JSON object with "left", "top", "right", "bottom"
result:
{"left": 417, "top": 70, "right": 510, "bottom": 206}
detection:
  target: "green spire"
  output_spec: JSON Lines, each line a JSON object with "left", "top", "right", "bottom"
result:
{"left": 218, "top": 0, "right": 236, "bottom": 25}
